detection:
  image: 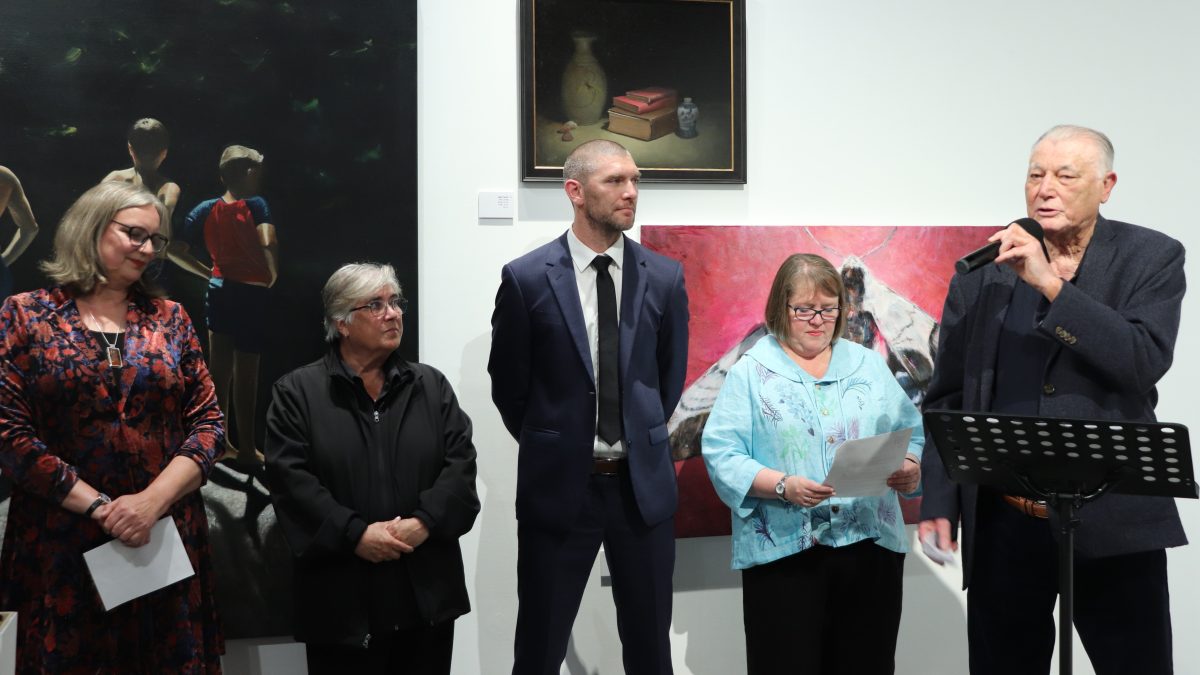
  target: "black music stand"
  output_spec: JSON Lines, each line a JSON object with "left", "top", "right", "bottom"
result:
{"left": 924, "top": 410, "right": 1197, "bottom": 675}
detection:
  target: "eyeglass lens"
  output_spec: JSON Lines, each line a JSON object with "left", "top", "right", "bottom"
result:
{"left": 790, "top": 306, "right": 839, "bottom": 320}
{"left": 368, "top": 298, "right": 407, "bottom": 315}
{"left": 116, "top": 222, "right": 169, "bottom": 252}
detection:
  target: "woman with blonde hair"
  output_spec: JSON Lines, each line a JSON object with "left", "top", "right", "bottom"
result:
{"left": 0, "top": 181, "right": 224, "bottom": 672}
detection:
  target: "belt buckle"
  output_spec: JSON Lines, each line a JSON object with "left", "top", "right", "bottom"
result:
{"left": 592, "top": 457, "right": 623, "bottom": 475}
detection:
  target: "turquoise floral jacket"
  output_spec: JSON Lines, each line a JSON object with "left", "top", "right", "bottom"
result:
{"left": 701, "top": 335, "right": 924, "bottom": 570}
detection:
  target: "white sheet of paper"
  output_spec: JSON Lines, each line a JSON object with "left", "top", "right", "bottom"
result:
{"left": 822, "top": 427, "right": 913, "bottom": 497}
{"left": 83, "top": 516, "right": 195, "bottom": 611}
{"left": 921, "top": 531, "right": 958, "bottom": 566}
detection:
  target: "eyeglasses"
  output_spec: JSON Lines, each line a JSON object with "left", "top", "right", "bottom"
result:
{"left": 788, "top": 305, "right": 840, "bottom": 321}
{"left": 113, "top": 220, "right": 170, "bottom": 255}
{"left": 350, "top": 296, "right": 408, "bottom": 318}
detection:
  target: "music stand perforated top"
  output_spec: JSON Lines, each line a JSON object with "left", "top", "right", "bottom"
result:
{"left": 924, "top": 410, "right": 1196, "bottom": 500}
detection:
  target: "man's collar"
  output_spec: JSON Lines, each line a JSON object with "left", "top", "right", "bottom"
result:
{"left": 567, "top": 227, "right": 624, "bottom": 273}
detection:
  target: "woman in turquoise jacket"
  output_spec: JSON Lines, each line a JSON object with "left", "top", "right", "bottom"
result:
{"left": 702, "top": 253, "right": 924, "bottom": 675}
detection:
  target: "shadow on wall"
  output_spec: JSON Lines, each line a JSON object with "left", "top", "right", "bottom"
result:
{"left": 896, "top": 550, "right": 969, "bottom": 673}
{"left": 672, "top": 535, "right": 747, "bottom": 674}
{"left": 462, "top": 331, "right": 522, "bottom": 675}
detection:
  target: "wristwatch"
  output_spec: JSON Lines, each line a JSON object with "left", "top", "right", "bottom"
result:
{"left": 85, "top": 493, "right": 111, "bottom": 518}
{"left": 775, "top": 475, "right": 791, "bottom": 504}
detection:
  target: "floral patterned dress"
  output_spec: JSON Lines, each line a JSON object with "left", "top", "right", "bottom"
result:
{"left": 0, "top": 286, "right": 225, "bottom": 673}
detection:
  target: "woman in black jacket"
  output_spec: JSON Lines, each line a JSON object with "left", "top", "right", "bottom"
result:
{"left": 265, "top": 262, "right": 479, "bottom": 675}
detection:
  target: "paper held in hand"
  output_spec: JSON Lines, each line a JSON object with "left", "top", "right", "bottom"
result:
{"left": 822, "top": 427, "right": 913, "bottom": 497}
{"left": 83, "top": 516, "right": 195, "bottom": 611}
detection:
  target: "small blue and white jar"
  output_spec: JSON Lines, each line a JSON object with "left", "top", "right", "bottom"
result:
{"left": 676, "top": 97, "right": 699, "bottom": 138}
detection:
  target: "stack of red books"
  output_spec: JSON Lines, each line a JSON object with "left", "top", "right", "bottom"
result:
{"left": 607, "top": 87, "right": 678, "bottom": 141}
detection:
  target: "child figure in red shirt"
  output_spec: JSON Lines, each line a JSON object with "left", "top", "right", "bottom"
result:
{"left": 174, "top": 145, "right": 278, "bottom": 466}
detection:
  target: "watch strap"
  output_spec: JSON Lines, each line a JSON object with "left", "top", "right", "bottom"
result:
{"left": 84, "top": 493, "right": 111, "bottom": 518}
{"left": 775, "top": 475, "right": 791, "bottom": 504}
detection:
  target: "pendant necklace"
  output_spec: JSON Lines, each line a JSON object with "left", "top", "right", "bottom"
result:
{"left": 86, "top": 307, "right": 125, "bottom": 368}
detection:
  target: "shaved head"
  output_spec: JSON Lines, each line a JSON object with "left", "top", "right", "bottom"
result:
{"left": 563, "top": 140, "right": 633, "bottom": 183}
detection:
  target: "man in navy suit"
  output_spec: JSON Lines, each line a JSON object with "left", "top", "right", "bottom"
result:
{"left": 920, "top": 125, "right": 1187, "bottom": 674}
{"left": 489, "top": 140, "right": 689, "bottom": 675}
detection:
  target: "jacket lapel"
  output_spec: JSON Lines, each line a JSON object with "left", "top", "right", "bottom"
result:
{"left": 1070, "top": 216, "right": 1117, "bottom": 303}
{"left": 546, "top": 235, "right": 596, "bottom": 382}
{"left": 1043, "top": 216, "right": 1116, "bottom": 375}
{"left": 975, "top": 266, "right": 1016, "bottom": 411}
{"left": 619, "top": 239, "right": 647, "bottom": 380}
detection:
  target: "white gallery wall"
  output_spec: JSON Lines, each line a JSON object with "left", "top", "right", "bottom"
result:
{"left": 416, "top": 2, "right": 1200, "bottom": 674}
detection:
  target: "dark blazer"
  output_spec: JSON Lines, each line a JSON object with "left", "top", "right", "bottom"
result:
{"left": 921, "top": 216, "right": 1188, "bottom": 586}
{"left": 264, "top": 352, "right": 480, "bottom": 646}
{"left": 489, "top": 232, "right": 689, "bottom": 530}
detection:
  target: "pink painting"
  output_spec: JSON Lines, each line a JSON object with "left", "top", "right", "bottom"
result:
{"left": 641, "top": 225, "right": 995, "bottom": 538}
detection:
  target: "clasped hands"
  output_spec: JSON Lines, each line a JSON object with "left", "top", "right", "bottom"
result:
{"left": 92, "top": 492, "right": 164, "bottom": 548}
{"left": 354, "top": 517, "right": 430, "bottom": 563}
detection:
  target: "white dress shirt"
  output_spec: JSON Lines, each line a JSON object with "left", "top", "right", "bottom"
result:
{"left": 566, "top": 228, "right": 627, "bottom": 459}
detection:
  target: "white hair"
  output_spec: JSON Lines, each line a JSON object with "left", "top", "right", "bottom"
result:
{"left": 1034, "top": 125, "right": 1114, "bottom": 174}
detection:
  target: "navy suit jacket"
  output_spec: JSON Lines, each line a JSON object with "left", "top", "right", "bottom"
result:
{"left": 921, "top": 216, "right": 1188, "bottom": 587}
{"left": 489, "top": 232, "right": 689, "bottom": 531}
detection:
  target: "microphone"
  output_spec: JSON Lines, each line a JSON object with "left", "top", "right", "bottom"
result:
{"left": 955, "top": 218, "right": 1045, "bottom": 275}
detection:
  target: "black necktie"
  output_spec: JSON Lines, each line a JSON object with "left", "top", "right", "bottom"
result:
{"left": 592, "top": 255, "right": 621, "bottom": 446}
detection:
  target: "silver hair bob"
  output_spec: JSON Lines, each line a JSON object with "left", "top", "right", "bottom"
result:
{"left": 321, "top": 262, "right": 403, "bottom": 343}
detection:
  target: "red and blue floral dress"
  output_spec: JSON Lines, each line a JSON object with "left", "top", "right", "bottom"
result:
{"left": 0, "top": 286, "right": 225, "bottom": 673}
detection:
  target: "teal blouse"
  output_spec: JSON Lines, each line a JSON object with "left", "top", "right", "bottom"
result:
{"left": 701, "top": 335, "right": 924, "bottom": 570}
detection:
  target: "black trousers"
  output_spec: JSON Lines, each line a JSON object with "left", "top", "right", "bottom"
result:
{"left": 741, "top": 540, "right": 905, "bottom": 675}
{"left": 513, "top": 470, "right": 676, "bottom": 675}
{"left": 967, "top": 489, "right": 1173, "bottom": 675}
{"left": 306, "top": 621, "right": 454, "bottom": 675}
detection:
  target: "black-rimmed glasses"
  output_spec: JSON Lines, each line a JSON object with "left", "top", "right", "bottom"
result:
{"left": 113, "top": 220, "right": 170, "bottom": 255}
{"left": 788, "top": 305, "right": 840, "bottom": 321}
{"left": 350, "top": 297, "right": 408, "bottom": 318}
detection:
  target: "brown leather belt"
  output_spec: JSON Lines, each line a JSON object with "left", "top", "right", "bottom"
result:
{"left": 1003, "top": 494, "right": 1048, "bottom": 519}
{"left": 591, "top": 457, "right": 626, "bottom": 475}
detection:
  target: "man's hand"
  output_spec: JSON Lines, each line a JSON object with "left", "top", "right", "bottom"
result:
{"left": 917, "top": 517, "right": 958, "bottom": 560}
{"left": 991, "top": 222, "right": 1063, "bottom": 301}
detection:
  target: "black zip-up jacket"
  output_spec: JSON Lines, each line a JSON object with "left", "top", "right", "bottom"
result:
{"left": 264, "top": 349, "right": 479, "bottom": 647}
